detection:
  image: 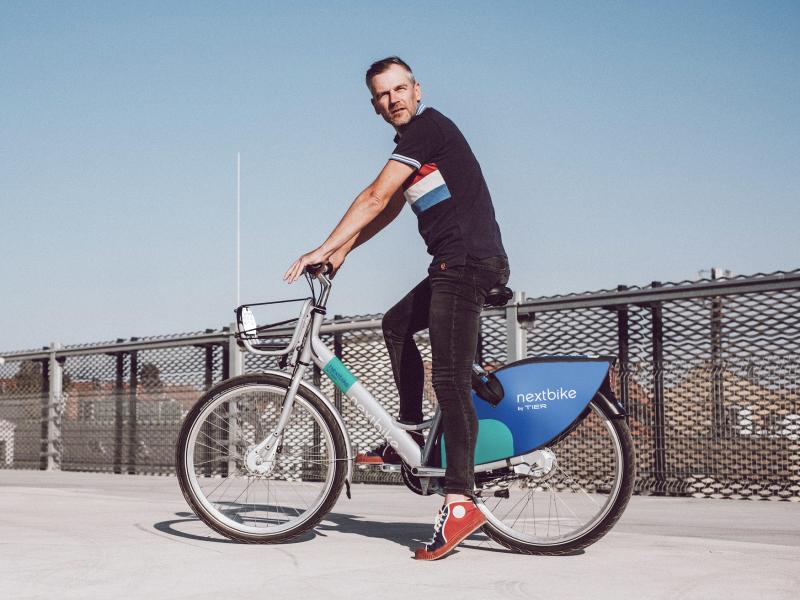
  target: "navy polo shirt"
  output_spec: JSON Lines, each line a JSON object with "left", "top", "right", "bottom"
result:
{"left": 389, "top": 103, "right": 506, "bottom": 271}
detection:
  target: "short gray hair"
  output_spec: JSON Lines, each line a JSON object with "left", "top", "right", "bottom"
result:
{"left": 365, "top": 56, "right": 415, "bottom": 88}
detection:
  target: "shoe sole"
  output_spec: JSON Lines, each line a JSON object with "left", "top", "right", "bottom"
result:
{"left": 413, "top": 516, "right": 487, "bottom": 561}
{"left": 354, "top": 456, "right": 385, "bottom": 464}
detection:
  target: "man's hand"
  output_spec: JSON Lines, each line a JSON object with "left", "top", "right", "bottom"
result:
{"left": 327, "top": 249, "right": 344, "bottom": 278}
{"left": 283, "top": 247, "right": 330, "bottom": 284}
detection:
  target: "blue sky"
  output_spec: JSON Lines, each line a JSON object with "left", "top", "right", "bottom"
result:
{"left": 1, "top": 1, "right": 798, "bottom": 352}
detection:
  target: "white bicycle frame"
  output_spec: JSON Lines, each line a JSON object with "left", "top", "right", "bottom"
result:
{"left": 237, "top": 270, "right": 439, "bottom": 478}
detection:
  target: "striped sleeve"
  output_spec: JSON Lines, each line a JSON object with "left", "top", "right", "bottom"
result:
{"left": 389, "top": 153, "right": 421, "bottom": 169}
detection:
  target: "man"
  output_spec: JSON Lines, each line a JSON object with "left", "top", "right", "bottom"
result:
{"left": 284, "top": 56, "right": 509, "bottom": 560}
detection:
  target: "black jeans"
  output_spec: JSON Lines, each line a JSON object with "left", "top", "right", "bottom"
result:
{"left": 382, "top": 255, "right": 510, "bottom": 496}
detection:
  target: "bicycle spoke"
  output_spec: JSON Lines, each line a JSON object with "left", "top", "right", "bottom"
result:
{"left": 203, "top": 472, "right": 237, "bottom": 499}
{"left": 492, "top": 486, "right": 529, "bottom": 522}
{"left": 556, "top": 464, "right": 601, "bottom": 509}
{"left": 285, "top": 477, "right": 312, "bottom": 513}
{"left": 508, "top": 490, "right": 532, "bottom": 531}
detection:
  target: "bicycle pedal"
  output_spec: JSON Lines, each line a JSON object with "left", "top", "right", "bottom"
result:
{"left": 411, "top": 466, "right": 446, "bottom": 478}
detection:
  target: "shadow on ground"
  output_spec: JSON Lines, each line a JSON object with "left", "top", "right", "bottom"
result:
{"left": 153, "top": 511, "right": 527, "bottom": 554}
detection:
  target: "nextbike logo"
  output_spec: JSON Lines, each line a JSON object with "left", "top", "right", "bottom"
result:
{"left": 516, "top": 387, "right": 577, "bottom": 412}
{"left": 517, "top": 387, "right": 577, "bottom": 403}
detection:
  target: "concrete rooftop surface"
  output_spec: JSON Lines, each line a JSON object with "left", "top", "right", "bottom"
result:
{"left": 0, "top": 470, "right": 797, "bottom": 600}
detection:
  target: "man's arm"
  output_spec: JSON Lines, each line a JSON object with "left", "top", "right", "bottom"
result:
{"left": 283, "top": 160, "right": 413, "bottom": 282}
{"left": 334, "top": 187, "right": 405, "bottom": 256}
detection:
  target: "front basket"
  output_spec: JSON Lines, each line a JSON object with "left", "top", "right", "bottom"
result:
{"left": 235, "top": 297, "right": 314, "bottom": 356}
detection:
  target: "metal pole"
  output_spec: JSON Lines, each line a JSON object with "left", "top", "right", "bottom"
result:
{"left": 235, "top": 152, "right": 241, "bottom": 309}
{"left": 650, "top": 283, "right": 666, "bottom": 495}
{"left": 39, "top": 357, "right": 50, "bottom": 470}
{"left": 200, "top": 344, "right": 216, "bottom": 477}
{"left": 226, "top": 327, "right": 242, "bottom": 476}
{"left": 228, "top": 326, "right": 243, "bottom": 378}
{"left": 128, "top": 351, "right": 138, "bottom": 474}
{"left": 616, "top": 285, "right": 630, "bottom": 410}
{"left": 114, "top": 353, "right": 125, "bottom": 474}
{"left": 710, "top": 268, "right": 725, "bottom": 437}
{"left": 505, "top": 291, "right": 526, "bottom": 362}
{"left": 204, "top": 346, "right": 214, "bottom": 390}
{"left": 46, "top": 343, "right": 63, "bottom": 471}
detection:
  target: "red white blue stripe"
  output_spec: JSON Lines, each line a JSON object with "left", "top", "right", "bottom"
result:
{"left": 403, "top": 163, "right": 451, "bottom": 215}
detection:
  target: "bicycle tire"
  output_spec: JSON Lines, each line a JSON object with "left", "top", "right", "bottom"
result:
{"left": 176, "top": 373, "right": 347, "bottom": 544}
{"left": 478, "top": 393, "right": 635, "bottom": 555}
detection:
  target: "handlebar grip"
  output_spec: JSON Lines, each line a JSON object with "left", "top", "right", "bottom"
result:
{"left": 305, "top": 262, "right": 333, "bottom": 276}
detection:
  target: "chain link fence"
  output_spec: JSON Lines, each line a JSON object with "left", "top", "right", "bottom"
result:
{"left": 1, "top": 270, "right": 798, "bottom": 500}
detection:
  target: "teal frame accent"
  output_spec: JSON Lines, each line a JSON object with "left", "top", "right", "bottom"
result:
{"left": 323, "top": 356, "right": 357, "bottom": 393}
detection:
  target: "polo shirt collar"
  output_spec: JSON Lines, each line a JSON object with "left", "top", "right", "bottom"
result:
{"left": 393, "top": 102, "right": 427, "bottom": 142}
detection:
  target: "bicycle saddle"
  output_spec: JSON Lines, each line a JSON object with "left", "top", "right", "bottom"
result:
{"left": 484, "top": 285, "right": 514, "bottom": 308}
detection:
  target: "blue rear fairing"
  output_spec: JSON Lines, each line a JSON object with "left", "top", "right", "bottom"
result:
{"left": 441, "top": 357, "right": 613, "bottom": 467}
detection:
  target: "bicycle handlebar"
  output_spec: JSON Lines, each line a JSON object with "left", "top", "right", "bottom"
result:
{"left": 305, "top": 262, "right": 333, "bottom": 277}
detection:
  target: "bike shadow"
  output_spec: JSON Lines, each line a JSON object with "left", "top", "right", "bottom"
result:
{"left": 153, "top": 511, "right": 524, "bottom": 554}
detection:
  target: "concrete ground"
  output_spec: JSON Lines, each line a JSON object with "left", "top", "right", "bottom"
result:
{"left": 0, "top": 470, "right": 797, "bottom": 600}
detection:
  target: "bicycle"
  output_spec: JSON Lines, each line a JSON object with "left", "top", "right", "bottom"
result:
{"left": 176, "top": 264, "right": 635, "bottom": 555}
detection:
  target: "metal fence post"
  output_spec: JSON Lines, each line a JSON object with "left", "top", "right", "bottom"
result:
{"left": 45, "top": 343, "right": 63, "bottom": 471}
{"left": 616, "top": 285, "right": 630, "bottom": 409}
{"left": 204, "top": 345, "right": 215, "bottom": 390}
{"left": 228, "top": 324, "right": 243, "bottom": 377}
{"left": 226, "top": 325, "right": 242, "bottom": 476}
{"left": 505, "top": 291, "right": 526, "bottom": 362}
{"left": 128, "top": 351, "right": 138, "bottom": 474}
{"left": 710, "top": 269, "right": 725, "bottom": 437}
{"left": 39, "top": 357, "right": 50, "bottom": 470}
{"left": 650, "top": 283, "right": 667, "bottom": 495}
{"left": 113, "top": 352, "right": 125, "bottom": 474}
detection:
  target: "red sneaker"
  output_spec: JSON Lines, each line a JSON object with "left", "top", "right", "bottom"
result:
{"left": 414, "top": 500, "right": 486, "bottom": 561}
{"left": 355, "top": 441, "right": 395, "bottom": 464}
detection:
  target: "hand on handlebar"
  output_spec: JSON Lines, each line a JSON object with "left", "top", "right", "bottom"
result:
{"left": 328, "top": 250, "right": 346, "bottom": 278}
{"left": 283, "top": 247, "right": 331, "bottom": 284}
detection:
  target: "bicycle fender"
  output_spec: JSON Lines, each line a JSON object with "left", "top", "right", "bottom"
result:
{"left": 595, "top": 384, "right": 627, "bottom": 418}
{"left": 259, "top": 369, "right": 354, "bottom": 492}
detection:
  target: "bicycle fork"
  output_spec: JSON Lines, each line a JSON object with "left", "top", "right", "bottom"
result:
{"left": 243, "top": 362, "right": 308, "bottom": 474}
{"left": 243, "top": 324, "right": 316, "bottom": 474}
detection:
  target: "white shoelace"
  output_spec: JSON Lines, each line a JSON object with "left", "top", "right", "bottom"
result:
{"left": 427, "top": 506, "right": 448, "bottom": 544}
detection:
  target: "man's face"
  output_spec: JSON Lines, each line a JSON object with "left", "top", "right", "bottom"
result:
{"left": 369, "top": 64, "right": 421, "bottom": 128}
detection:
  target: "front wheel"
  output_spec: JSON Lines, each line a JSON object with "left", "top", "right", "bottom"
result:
{"left": 176, "top": 373, "right": 347, "bottom": 543}
{"left": 477, "top": 394, "right": 635, "bottom": 554}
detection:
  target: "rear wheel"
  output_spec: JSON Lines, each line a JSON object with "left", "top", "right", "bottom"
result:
{"left": 477, "top": 394, "right": 635, "bottom": 554}
{"left": 176, "top": 373, "right": 347, "bottom": 543}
